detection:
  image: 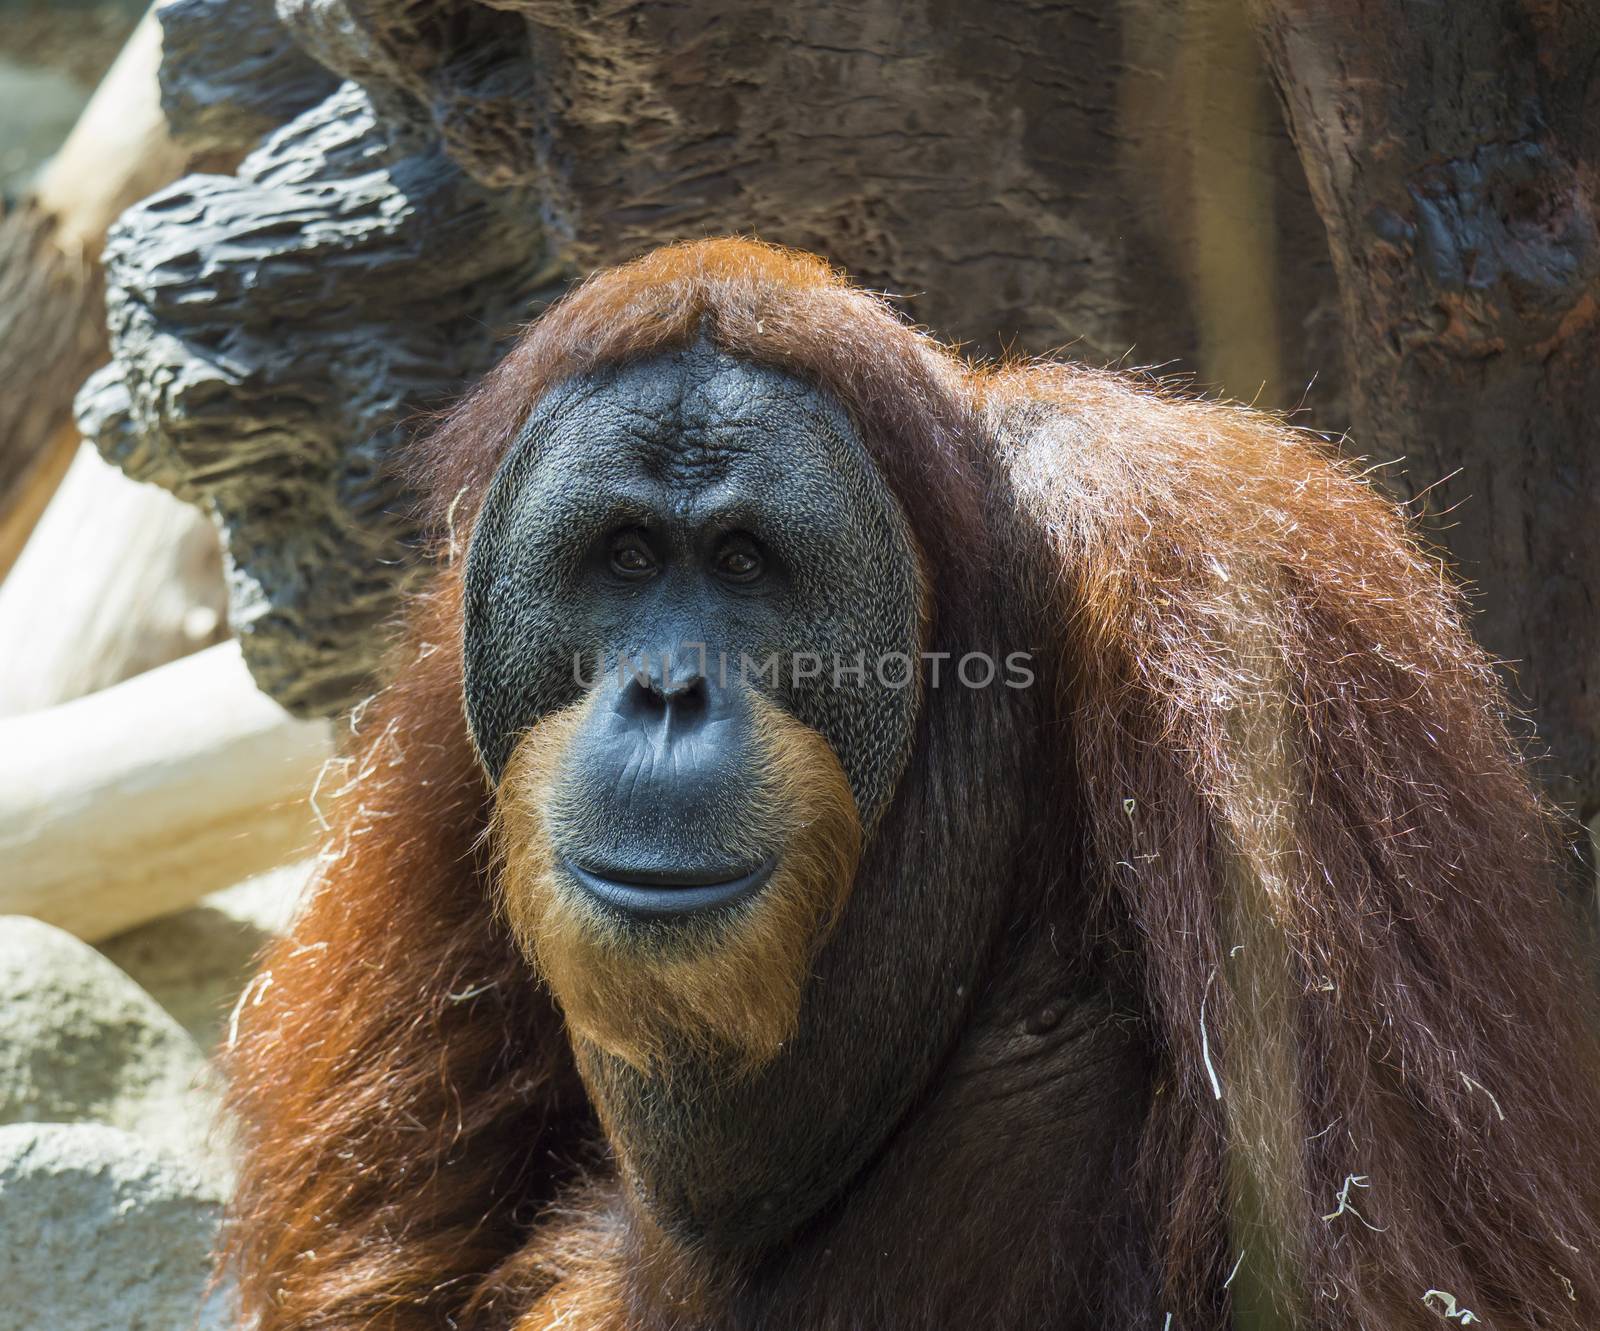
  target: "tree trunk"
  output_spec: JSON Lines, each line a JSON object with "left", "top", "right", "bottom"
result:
{"left": 0, "top": 206, "right": 102, "bottom": 585}
{"left": 81, "top": 0, "right": 1600, "bottom": 818}
{"left": 1251, "top": 1, "right": 1600, "bottom": 818}
{"left": 513, "top": 0, "right": 1335, "bottom": 376}
{"left": 89, "top": 0, "right": 1348, "bottom": 716}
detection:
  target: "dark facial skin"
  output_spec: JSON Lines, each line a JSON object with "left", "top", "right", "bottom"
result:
{"left": 464, "top": 342, "right": 1037, "bottom": 1248}
{"left": 466, "top": 340, "right": 923, "bottom": 891}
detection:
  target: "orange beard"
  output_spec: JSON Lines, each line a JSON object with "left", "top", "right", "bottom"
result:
{"left": 492, "top": 692, "right": 862, "bottom": 1073}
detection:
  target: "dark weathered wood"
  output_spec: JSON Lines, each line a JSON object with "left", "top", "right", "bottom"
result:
{"left": 1251, "top": 0, "right": 1600, "bottom": 817}
{"left": 86, "top": 0, "right": 1600, "bottom": 818}
{"left": 92, "top": 0, "right": 1346, "bottom": 716}
{"left": 494, "top": 0, "right": 1341, "bottom": 373}
{"left": 157, "top": 0, "right": 338, "bottom": 155}
{"left": 79, "top": 81, "right": 558, "bottom": 715}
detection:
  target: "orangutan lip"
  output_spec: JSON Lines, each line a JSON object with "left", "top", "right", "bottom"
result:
{"left": 561, "top": 856, "right": 777, "bottom": 918}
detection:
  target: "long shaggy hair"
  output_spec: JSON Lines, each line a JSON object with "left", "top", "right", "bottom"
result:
{"left": 224, "top": 238, "right": 1600, "bottom": 1330}
{"left": 493, "top": 693, "right": 862, "bottom": 1072}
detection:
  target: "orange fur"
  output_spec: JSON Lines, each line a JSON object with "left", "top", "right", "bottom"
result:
{"left": 223, "top": 239, "right": 1600, "bottom": 1331}
{"left": 492, "top": 693, "right": 862, "bottom": 1072}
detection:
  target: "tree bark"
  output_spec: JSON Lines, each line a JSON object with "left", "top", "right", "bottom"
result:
{"left": 1251, "top": 1, "right": 1600, "bottom": 818}
{"left": 0, "top": 206, "right": 102, "bottom": 586}
{"left": 506, "top": 0, "right": 1334, "bottom": 374}
{"left": 89, "top": 0, "right": 1348, "bottom": 716}
{"left": 77, "top": 0, "right": 1600, "bottom": 819}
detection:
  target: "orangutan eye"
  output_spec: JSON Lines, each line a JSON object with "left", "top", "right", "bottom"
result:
{"left": 714, "top": 537, "right": 764, "bottom": 583}
{"left": 608, "top": 530, "right": 657, "bottom": 579}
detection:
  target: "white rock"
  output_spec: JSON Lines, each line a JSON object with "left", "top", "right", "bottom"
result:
{"left": 98, "top": 859, "right": 312, "bottom": 1053}
{"left": 0, "top": 1122, "right": 232, "bottom": 1331}
{"left": 0, "top": 916, "right": 225, "bottom": 1182}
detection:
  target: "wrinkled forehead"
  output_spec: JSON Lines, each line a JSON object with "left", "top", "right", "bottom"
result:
{"left": 510, "top": 341, "right": 861, "bottom": 490}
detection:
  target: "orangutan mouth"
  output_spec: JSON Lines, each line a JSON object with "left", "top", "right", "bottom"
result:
{"left": 560, "top": 856, "right": 778, "bottom": 919}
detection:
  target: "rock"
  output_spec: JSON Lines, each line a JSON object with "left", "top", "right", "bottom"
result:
{"left": 99, "top": 860, "right": 312, "bottom": 1053}
{"left": 0, "top": 916, "right": 225, "bottom": 1183}
{"left": 0, "top": 1122, "right": 230, "bottom": 1331}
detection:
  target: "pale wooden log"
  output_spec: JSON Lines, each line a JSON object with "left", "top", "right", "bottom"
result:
{"left": 0, "top": 641, "right": 333, "bottom": 941}
{"left": 0, "top": 208, "right": 99, "bottom": 589}
{"left": 32, "top": 7, "right": 185, "bottom": 261}
{"left": 0, "top": 421, "right": 78, "bottom": 585}
{"left": 0, "top": 5, "right": 188, "bottom": 586}
{"left": 0, "top": 444, "right": 227, "bottom": 717}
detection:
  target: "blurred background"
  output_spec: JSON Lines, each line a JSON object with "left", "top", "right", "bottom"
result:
{"left": 1, "top": 4, "right": 318, "bottom": 1325}
{"left": 0, "top": 9, "right": 314, "bottom": 1022}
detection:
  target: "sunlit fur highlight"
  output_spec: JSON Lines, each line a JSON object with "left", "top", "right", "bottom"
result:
{"left": 995, "top": 364, "right": 1600, "bottom": 1326}
{"left": 492, "top": 692, "right": 863, "bottom": 1073}
{"left": 1209, "top": 579, "right": 1311, "bottom": 1326}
